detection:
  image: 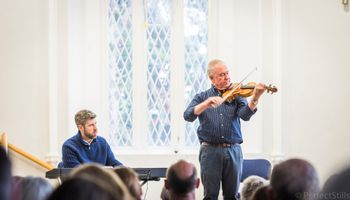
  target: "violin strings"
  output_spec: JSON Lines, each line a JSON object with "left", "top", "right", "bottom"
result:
{"left": 222, "top": 67, "right": 257, "bottom": 101}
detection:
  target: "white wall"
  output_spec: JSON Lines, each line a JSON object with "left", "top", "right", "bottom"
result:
{"left": 281, "top": 0, "right": 350, "bottom": 182}
{"left": 0, "top": 0, "right": 50, "bottom": 170}
{"left": 1, "top": 0, "right": 350, "bottom": 199}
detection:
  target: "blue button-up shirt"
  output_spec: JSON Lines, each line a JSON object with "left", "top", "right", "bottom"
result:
{"left": 184, "top": 85, "right": 257, "bottom": 144}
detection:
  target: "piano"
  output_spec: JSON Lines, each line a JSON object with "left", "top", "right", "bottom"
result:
{"left": 46, "top": 167, "right": 167, "bottom": 183}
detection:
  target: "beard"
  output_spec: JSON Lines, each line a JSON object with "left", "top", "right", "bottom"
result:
{"left": 83, "top": 129, "right": 97, "bottom": 140}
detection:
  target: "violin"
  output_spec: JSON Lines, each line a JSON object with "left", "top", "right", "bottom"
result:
{"left": 222, "top": 82, "right": 278, "bottom": 102}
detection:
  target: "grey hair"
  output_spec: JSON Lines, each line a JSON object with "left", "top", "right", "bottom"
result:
{"left": 207, "top": 59, "right": 225, "bottom": 78}
{"left": 241, "top": 175, "right": 269, "bottom": 200}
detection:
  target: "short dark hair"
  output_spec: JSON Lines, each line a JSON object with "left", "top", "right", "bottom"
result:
{"left": 250, "top": 185, "right": 270, "bottom": 200}
{"left": 320, "top": 167, "right": 350, "bottom": 200}
{"left": 114, "top": 167, "right": 142, "bottom": 200}
{"left": 167, "top": 165, "right": 197, "bottom": 194}
{"left": 270, "top": 158, "right": 319, "bottom": 200}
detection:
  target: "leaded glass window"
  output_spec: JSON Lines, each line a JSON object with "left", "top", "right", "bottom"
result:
{"left": 108, "top": 0, "right": 208, "bottom": 150}
{"left": 146, "top": 0, "right": 172, "bottom": 146}
{"left": 184, "top": 0, "right": 209, "bottom": 146}
{"left": 108, "top": 0, "right": 133, "bottom": 147}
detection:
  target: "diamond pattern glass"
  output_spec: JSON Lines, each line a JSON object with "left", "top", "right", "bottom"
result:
{"left": 146, "top": 0, "right": 172, "bottom": 146}
{"left": 108, "top": 0, "right": 133, "bottom": 147}
{"left": 184, "top": 0, "right": 209, "bottom": 147}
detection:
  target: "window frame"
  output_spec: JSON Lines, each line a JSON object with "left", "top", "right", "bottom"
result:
{"left": 105, "top": 0, "right": 212, "bottom": 155}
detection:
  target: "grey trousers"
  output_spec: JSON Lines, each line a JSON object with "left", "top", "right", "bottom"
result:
{"left": 199, "top": 144, "right": 243, "bottom": 200}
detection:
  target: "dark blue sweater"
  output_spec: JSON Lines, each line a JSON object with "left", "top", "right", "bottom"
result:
{"left": 62, "top": 132, "right": 123, "bottom": 168}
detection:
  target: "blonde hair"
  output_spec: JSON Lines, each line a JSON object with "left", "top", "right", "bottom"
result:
{"left": 207, "top": 59, "right": 225, "bottom": 78}
{"left": 70, "top": 164, "right": 134, "bottom": 200}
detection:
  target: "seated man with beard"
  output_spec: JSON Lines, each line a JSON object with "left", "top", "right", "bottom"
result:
{"left": 62, "top": 109, "right": 123, "bottom": 168}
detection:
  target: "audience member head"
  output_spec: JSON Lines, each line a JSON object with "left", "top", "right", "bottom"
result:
{"left": 0, "top": 145, "right": 12, "bottom": 200}
{"left": 241, "top": 175, "right": 269, "bottom": 200}
{"left": 251, "top": 185, "right": 271, "bottom": 200}
{"left": 114, "top": 167, "right": 142, "bottom": 200}
{"left": 70, "top": 164, "right": 133, "bottom": 200}
{"left": 270, "top": 158, "right": 319, "bottom": 200}
{"left": 47, "top": 177, "right": 120, "bottom": 200}
{"left": 321, "top": 173, "right": 339, "bottom": 192}
{"left": 165, "top": 159, "right": 200, "bottom": 200}
{"left": 320, "top": 167, "right": 350, "bottom": 200}
{"left": 20, "top": 176, "right": 53, "bottom": 200}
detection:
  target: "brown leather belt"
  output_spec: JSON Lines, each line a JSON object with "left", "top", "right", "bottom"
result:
{"left": 201, "top": 141, "right": 232, "bottom": 148}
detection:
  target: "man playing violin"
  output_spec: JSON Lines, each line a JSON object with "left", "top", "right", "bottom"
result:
{"left": 183, "top": 59, "right": 266, "bottom": 200}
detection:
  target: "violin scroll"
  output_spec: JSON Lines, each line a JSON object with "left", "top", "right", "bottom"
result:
{"left": 266, "top": 84, "right": 278, "bottom": 94}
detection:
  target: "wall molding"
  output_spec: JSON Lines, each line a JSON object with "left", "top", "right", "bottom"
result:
{"left": 48, "top": 0, "right": 59, "bottom": 161}
{"left": 271, "top": 0, "right": 284, "bottom": 160}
